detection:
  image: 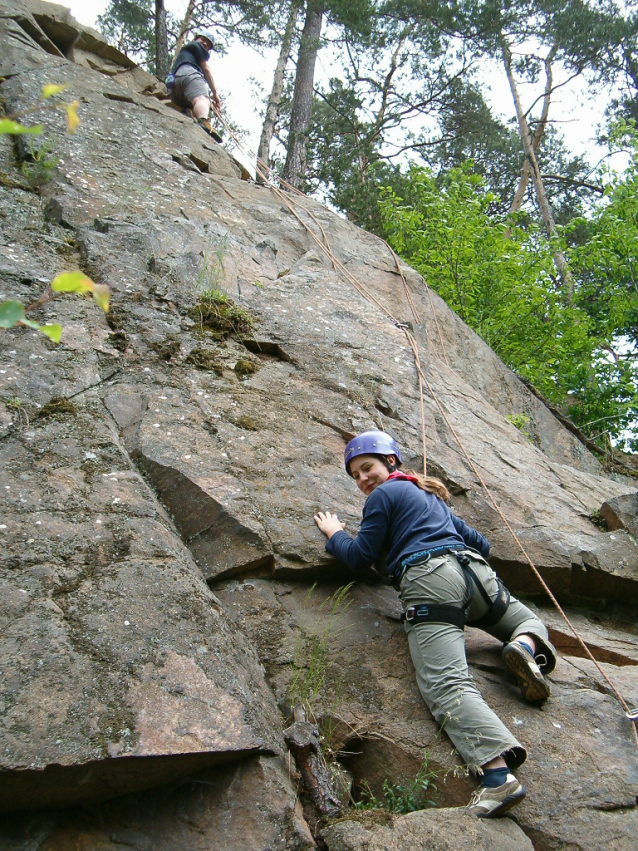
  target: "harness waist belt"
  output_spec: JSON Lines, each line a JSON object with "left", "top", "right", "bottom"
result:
{"left": 393, "top": 545, "right": 465, "bottom": 588}
{"left": 402, "top": 604, "right": 466, "bottom": 630}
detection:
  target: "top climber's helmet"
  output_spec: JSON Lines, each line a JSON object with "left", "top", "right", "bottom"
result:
{"left": 195, "top": 29, "right": 216, "bottom": 49}
{"left": 344, "top": 430, "right": 403, "bottom": 474}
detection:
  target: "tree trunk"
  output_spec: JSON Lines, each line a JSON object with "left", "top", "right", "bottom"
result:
{"left": 501, "top": 36, "right": 572, "bottom": 288}
{"left": 172, "top": 0, "right": 197, "bottom": 62}
{"left": 257, "top": 0, "right": 301, "bottom": 184}
{"left": 282, "top": 0, "right": 324, "bottom": 189}
{"left": 155, "top": 0, "right": 170, "bottom": 80}
{"left": 509, "top": 45, "right": 557, "bottom": 215}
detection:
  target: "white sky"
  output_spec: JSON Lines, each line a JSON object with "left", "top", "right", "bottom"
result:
{"left": 62, "top": 0, "right": 616, "bottom": 176}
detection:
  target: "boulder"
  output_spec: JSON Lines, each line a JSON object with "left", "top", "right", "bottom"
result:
{"left": 0, "top": 756, "right": 316, "bottom": 850}
{"left": 0, "top": 409, "right": 282, "bottom": 812}
{"left": 600, "top": 492, "right": 638, "bottom": 537}
{"left": 322, "top": 808, "right": 534, "bottom": 851}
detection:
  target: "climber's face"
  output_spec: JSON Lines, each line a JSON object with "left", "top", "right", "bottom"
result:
{"left": 348, "top": 454, "right": 392, "bottom": 495}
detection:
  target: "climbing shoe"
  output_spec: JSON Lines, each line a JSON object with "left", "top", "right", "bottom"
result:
{"left": 196, "top": 117, "right": 223, "bottom": 143}
{"left": 502, "top": 640, "right": 551, "bottom": 702}
{"left": 467, "top": 774, "right": 526, "bottom": 818}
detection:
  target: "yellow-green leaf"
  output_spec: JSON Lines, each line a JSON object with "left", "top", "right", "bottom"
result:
{"left": 66, "top": 100, "right": 80, "bottom": 133}
{"left": 20, "top": 317, "right": 63, "bottom": 342}
{"left": 42, "top": 84, "right": 68, "bottom": 99}
{"left": 51, "top": 271, "right": 94, "bottom": 295}
{"left": 92, "top": 284, "right": 110, "bottom": 313}
{"left": 0, "top": 119, "right": 42, "bottom": 136}
{"left": 39, "top": 323, "right": 63, "bottom": 342}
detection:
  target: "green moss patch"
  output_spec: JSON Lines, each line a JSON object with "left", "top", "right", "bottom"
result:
{"left": 188, "top": 288, "right": 254, "bottom": 341}
{"left": 235, "top": 414, "right": 260, "bottom": 431}
{"left": 37, "top": 397, "right": 77, "bottom": 420}
{"left": 185, "top": 347, "right": 224, "bottom": 373}
{"left": 233, "top": 358, "right": 258, "bottom": 378}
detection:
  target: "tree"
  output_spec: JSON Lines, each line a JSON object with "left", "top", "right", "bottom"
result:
{"left": 282, "top": 0, "right": 325, "bottom": 187}
{"left": 278, "top": 6, "right": 468, "bottom": 214}
{"left": 565, "top": 121, "right": 638, "bottom": 451}
{"left": 97, "top": 0, "right": 155, "bottom": 68}
{"left": 257, "top": 0, "right": 302, "bottom": 182}
{"left": 378, "top": 158, "right": 638, "bottom": 452}
{"left": 155, "top": 0, "right": 170, "bottom": 80}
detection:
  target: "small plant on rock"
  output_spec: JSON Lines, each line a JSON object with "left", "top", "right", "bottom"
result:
{"left": 506, "top": 413, "right": 532, "bottom": 438}
{"left": 353, "top": 759, "right": 438, "bottom": 814}
{"left": 189, "top": 288, "right": 254, "bottom": 340}
{"left": 21, "top": 136, "right": 59, "bottom": 190}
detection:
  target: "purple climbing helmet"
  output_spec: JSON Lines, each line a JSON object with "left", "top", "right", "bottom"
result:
{"left": 344, "top": 430, "right": 403, "bottom": 473}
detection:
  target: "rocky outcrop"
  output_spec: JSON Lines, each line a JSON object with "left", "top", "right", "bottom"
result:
{"left": 1, "top": 2, "right": 637, "bottom": 849}
{"left": 322, "top": 808, "right": 535, "bottom": 851}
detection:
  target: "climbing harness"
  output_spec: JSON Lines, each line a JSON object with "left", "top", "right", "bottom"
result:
{"left": 212, "top": 110, "right": 638, "bottom": 750}
{"left": 403, "top": 603, "right": 466, "bottom": 629}
{"left": 398, "top": 549, "right": 510, "bottom": 630}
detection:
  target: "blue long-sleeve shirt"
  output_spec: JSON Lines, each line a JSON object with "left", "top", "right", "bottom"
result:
{"left": 325, "top": 479, "right": 489, "bottom": 584}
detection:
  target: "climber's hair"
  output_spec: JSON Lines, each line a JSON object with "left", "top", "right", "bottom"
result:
{"left": 377, "top": 455, "right": 451, "bottom": 503}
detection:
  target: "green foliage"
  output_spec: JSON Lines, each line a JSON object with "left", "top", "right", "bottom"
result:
{"left": 0, "top": 300, "right": 62, "bottom": 342}
{"left": 353, "top": 759, "right": 438, "bottom": 814}
{"left": 506, "top": 413, "right": 531, "bottom": 437}
{"left": 97, "top": 0, "right": 156, "bottom": 68}
{"left": 379, "top": 160, "right": 638, "bottom": 451}
{"left": 20, "top": 136, "right": 59, "bottom": 190}
{"left": 0, "top": 118, "right": 41, "bottom": 135}
{"left": 563, "top": 120, "right": 638, "bottom": 451}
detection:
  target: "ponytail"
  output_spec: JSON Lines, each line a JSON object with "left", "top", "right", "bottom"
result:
{"left": 402, "top": 469, "right": 451, "bottom": 503}
{"left": 377, "top": 454, "right": 451, "bottom": 502}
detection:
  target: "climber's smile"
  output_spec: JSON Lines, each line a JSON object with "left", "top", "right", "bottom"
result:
{"left": 348, "top": 455, "right": 390, "bottom": 495}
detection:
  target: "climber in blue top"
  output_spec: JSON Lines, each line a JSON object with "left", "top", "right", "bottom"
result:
{"left": 314, "top": 429, "right": 557, "bottom": 818}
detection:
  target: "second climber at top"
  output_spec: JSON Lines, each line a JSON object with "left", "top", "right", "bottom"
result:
{"left": 166, "top": 28, "right": 222, "bottom": 142}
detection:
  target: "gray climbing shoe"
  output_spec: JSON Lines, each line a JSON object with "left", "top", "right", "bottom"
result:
{"left": 502, "top": 641, "right": 550, "bottom": 702}
{"left": 467, "top": 774, "right": 526, "bottom": 818}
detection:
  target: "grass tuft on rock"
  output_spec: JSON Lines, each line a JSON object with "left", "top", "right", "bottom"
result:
{"left": 189, "top": 288, "right": 254, "bottom": 341}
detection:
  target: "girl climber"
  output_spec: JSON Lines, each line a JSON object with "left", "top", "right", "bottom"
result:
{"left": 314, "top": 429, "right": 556, "bottom": 818}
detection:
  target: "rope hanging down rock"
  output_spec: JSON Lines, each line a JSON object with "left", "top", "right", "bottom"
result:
{"left": 213, "top": 110, "right": 638, "bottom": 749}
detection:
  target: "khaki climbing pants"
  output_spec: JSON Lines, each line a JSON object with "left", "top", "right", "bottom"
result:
{"left": 399, "top": 551, "right": 556, "bottom": 772}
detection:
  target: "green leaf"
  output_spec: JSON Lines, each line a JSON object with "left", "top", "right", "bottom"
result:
{"left": 42, "top": 84, "right": 68, "bottom": 99}
{"left": 38, "top": 323, "right": 63, "bottom": 342}
{"left": 51, "top": 270, "right": 110, "bottom": 313}
{"left": 0, "top": 119, "right": 42, "bottom": 136}
{"left": 0, "top": 300, "right": 25, "bottom": 328}
{"left": 51, "top": 271, "right": 94, "bottom": 294}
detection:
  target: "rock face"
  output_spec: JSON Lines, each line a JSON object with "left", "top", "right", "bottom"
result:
{"left": 0, "top": 2, "right": 637, "bottom": 849}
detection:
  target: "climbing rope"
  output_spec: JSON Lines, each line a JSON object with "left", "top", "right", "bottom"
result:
{"left": 212, "top": 110, "right": 638, "bottom": 747}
